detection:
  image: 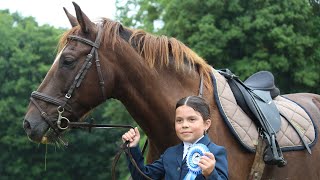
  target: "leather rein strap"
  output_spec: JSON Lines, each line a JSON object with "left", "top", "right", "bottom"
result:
{"left": 68, "top": 121, "right": 151, "bottom": 180}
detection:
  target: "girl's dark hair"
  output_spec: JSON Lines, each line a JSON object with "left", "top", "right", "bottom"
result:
{"left": 175, "top": 96, "right": 210, "bottom": 120}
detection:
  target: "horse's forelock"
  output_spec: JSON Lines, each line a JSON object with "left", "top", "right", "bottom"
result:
{"left": 57, "top": 27, "right": 80, "bottom": 53}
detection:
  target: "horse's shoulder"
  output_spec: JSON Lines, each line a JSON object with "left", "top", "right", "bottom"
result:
{"left": 208, "top": 141, "right": 227, "bottom": 153}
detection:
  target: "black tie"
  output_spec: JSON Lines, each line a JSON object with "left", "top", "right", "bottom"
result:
{"left": 184, "top": 145, "right": 191, "bottom": 160}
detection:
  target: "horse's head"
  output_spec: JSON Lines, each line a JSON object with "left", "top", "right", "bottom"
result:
{"left": 23, "top": 2, "right": 116, "bottom": 144}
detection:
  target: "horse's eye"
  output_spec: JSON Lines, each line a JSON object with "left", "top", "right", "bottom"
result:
{"left": 61, "top": 57, "right": 76, "bottom": 67}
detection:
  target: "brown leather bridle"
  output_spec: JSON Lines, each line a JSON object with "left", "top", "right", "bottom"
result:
{"left": 30, "top": 24, "right": 105, "bottom": 135}
{"left": 29, "top": 23, "right": 153, "bottom": 179}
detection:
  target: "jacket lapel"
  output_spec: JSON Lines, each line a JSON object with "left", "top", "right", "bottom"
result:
{"left": 197, "top": 134, "right": 211, "bottom": 146}
{"left": 176, "top": 143, "right": 184, "bottom": 166}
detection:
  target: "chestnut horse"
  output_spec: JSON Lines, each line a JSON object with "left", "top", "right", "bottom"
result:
{"left": 23, "top": 2, "right": 320, "bottom": 179}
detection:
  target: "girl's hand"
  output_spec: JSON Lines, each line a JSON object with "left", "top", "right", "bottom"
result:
{"left": 122, "top": 127, "right": 140, "bottom": 147}
{"left": 198, "top": 152, "right": 216, "bottom": 178}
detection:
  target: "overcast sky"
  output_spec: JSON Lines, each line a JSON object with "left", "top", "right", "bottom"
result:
{"left": 0, "top": 0, "right": 117, "bottom": 28}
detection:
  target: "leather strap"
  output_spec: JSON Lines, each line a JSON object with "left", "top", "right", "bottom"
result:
{"left": 30, "top": 97, "right": 60, "bottom": 135}
{"left": 68, "top": 35, "right": 99, "bottom": 48}
{"left": 198, "top": 73, "right": 204, "bottom": 97}
{"left": 248, "top": 135, "right": 266, "bottom": 180}
{"left": 31, "top": 91, "right": 65, "bottom": 106}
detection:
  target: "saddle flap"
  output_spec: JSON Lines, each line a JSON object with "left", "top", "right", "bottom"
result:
{"left": 235, "top": 81, "right": 281, "bottom": 132}
{"left": 252, "top": 90, "right": 281, "bottom": 132}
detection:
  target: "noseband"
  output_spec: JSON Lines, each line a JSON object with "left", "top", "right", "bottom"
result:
{"left": 30, "top": 24, "right": 105, "bottom": 135}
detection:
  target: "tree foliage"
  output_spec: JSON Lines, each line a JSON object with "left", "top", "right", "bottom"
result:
{"left": 116, "top": 0, "right": 320, "bottom": 94}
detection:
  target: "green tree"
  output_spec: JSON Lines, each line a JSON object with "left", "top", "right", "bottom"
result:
{"left": 0, "top": 9, "right": 65, "bottom": 179}
{"left": 116, "top": 0, "right": 320, "bottom": 94}
{"left": 0, "top": 10, "right": 134, "bottom": 179}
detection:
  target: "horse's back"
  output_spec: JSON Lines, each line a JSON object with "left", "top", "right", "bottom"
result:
{"left": 263, "top": 93, "right": 320, "bottom": 179}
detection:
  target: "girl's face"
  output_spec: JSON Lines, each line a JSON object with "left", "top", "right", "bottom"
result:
{"left": 175, "top": 105, "right": 211, "bottom": 143}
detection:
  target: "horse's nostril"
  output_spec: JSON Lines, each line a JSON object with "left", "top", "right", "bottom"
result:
{"left": 23, "top": 119, "right": 42, "bottom": 142}
{"left": 23, "top": 119, "right": 31, "bottom": 130}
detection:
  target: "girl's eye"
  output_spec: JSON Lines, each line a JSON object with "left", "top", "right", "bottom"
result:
{"left": 175, "top": 119, "right": 182, "bottom": 123}
{"left": 189, "top": 118, "right": 197, "bottom": 122}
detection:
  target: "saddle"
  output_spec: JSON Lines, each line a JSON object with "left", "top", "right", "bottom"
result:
{"left": 218, "top": 69, "right": 286, "bottom": 167}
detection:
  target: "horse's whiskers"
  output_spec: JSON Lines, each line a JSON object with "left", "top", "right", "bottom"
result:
{"left": 54, "top": 141, "right": 62, "bottom": 150}
{"left": 58, "top": 136, "right": 68, "bottom": 147}
{"left": 42, "top": 127, "right": 69, "bottom": 149}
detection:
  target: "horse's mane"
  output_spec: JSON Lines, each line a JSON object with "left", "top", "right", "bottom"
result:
{"left": 58, "top": 18, "right": 213, "bottom": 92}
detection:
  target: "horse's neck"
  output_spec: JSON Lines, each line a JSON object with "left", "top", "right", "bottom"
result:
{"left": 112, "top": 49, "right": 201, "bottom": 151}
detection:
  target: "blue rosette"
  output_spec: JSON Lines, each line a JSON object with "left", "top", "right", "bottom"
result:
{"left": 184, "top": 143, "right": 209, "bottom": 180}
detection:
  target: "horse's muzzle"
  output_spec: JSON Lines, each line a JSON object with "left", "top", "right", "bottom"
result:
{"left": 23, "top": 118, "right": 44, "bottom": 142}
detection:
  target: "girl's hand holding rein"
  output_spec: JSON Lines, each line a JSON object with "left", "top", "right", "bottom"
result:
{"left": 122, "top": 127, "right": 140, "bottom": 147}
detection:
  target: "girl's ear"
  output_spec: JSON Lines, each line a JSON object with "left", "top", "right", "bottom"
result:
{"left": 205, "top": 119, "right": 211, "bottom": 130}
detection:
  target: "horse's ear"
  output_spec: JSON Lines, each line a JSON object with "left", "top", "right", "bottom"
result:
{"left": 119, "top": 24, "right": 124, "bottom": 32}
{"left": 63, "top": 7, "right": 78, "bottom": 27}
{"left": 72, "top": 2, "right": 95, "bottom": 34}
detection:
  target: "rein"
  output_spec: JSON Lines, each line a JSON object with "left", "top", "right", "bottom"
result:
{"left": 67, "top": 121, "right": 134, "bottom": 130}
{"left": 65, "top": 120, "right": 151, "bottom": 180}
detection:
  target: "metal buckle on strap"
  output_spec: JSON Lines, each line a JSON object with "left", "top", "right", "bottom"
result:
{"left": 57, "top": 106, "right": 70, "bottom": 130}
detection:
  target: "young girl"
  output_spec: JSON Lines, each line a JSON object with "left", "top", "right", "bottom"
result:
{"left": 122, "top": 96, "right": 228, "bottom": 179}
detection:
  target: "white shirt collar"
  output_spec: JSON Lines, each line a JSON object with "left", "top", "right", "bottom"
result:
{"left": 182, "top": 135, "right": 204, "bottom": 159}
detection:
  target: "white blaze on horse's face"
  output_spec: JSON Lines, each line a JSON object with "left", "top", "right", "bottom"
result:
{"left": 22, "top": 48, "right": 66, "bottom": 143}
{"left": 54, "top": 46, "right": 65, "bottom": 64}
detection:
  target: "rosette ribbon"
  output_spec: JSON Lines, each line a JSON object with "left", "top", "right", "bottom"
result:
{"left": 184, "top": 143, "right": 209, "bottom": 180}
